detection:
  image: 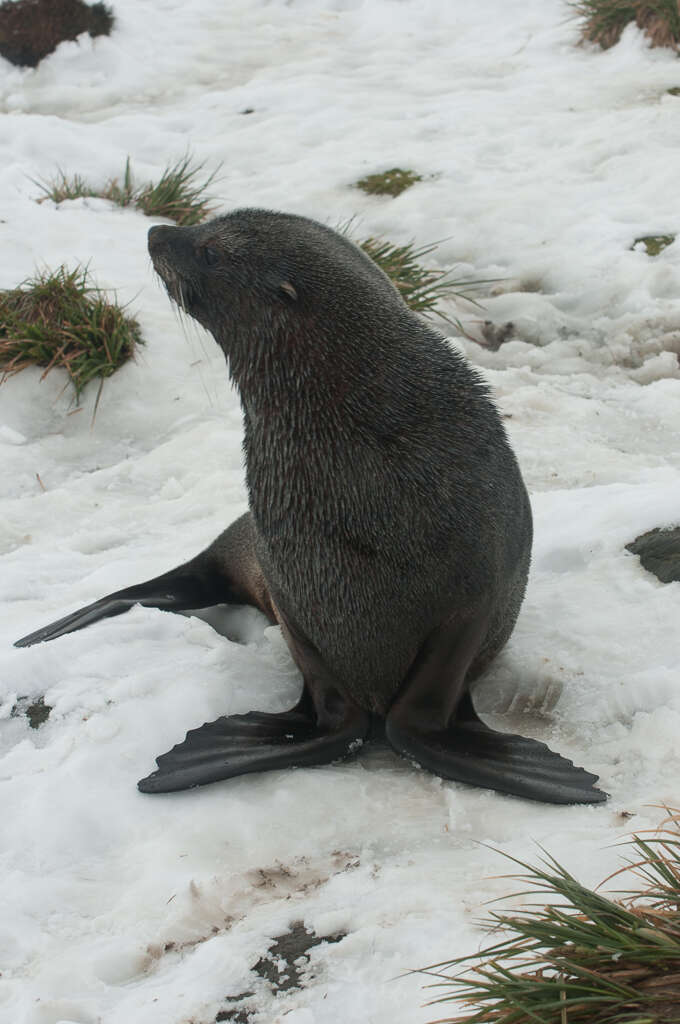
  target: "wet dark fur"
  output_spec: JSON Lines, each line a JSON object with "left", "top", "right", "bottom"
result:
{"left": 149, "top": 210, "right": 532, "bottom": 715}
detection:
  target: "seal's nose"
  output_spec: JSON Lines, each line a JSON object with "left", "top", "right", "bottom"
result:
{"left": 148, "top": 224, "right": 178, "bottom": 256}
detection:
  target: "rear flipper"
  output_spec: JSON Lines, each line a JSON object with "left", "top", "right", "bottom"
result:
{"left": 138, "top": 703, "right": 370, "bottom": 794}
{"left": 386, "top": 711, "right": 607, "bottom": 805}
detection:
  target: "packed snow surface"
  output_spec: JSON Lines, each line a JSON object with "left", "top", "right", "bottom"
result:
{"left": 2, "top": 2, "right": 680, "bottom": 1022}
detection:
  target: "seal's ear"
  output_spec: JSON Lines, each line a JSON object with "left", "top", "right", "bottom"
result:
{"left": 279, "top": 281, "right": 297, "bottom": 302}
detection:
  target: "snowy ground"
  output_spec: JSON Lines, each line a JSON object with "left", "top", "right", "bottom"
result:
{"left": 1, "top": 2, "right": 680, "bottom": 1022}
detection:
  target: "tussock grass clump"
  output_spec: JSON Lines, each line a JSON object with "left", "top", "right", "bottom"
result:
{"left": 574, "top": 0, "right": 680, "bottom": 51}
{"left": 38, "top": 155, "right": 217, "bottom": 227}
{"left": 358, "top": 235, "right": 490, "bottom": 322}
{"left": 0, "top": 265, "right": 142, "bottom": 401}
{"left": 422, "top": 808, "right": 680, "bottom": 1024}
{"left": 355, "top": 167, "right": 422, "bottom": 197}
{"left": 632, "top": 233, "right": 676, "bottom": 256}
{"left": 133, "top": 155, "right": 218, "bottom": 225}
{"left": 0, "top": 0, "right": 113, "bottom": 68}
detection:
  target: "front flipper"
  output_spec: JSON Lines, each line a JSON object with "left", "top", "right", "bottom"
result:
{"left": 386, "top": 714, "right": 607, "bottom": 804}
{"left": 15, "top": 513, "right": 266, "bottom": 648}
{"left": 138, "top": 705, "right": 370, "bottom": 794}
{"left": 14, "top": 570, "right": 227, "bottom": 648}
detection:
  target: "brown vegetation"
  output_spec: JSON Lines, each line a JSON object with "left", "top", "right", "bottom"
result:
{"left": 0, "top": 0, "right": 113, "bottom": 68}
{"left": 575, "top": 0, "right": 680, "bottom": 51}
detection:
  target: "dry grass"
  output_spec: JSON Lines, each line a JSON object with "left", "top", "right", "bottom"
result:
{"left": 0, "top": 265, "right": 142, "bottom": 402}
{"left": 422, "top": 808, "right": 680, "bottom": 1023}
{"left": 574, "top": 0, "right": 680, "bottom": 50}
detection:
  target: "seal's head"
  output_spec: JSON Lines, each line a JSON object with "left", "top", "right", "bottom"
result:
{"left": 148, "top": 208, "right": 402, "bottom": 383}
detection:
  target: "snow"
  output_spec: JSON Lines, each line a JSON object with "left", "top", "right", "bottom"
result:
{"left": 1, "top": 2, "right": 679, "bottom": 1022}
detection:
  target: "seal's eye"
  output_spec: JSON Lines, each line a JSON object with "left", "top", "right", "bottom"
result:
{"left": 202, "top": 246, "right": 220, "bottom": 267}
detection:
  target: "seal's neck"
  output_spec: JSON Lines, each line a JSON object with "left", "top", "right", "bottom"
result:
{"left": 236, "top": 319, "right": 408, "bottom": 541}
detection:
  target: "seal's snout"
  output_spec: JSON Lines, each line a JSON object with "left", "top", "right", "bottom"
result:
{"left": 147, "top": 224, "right": 161, "bottom": 250}
{"left": 148, "top": 223, "right": 179, "bottom": 257}
{"left": 147, "top": 225, "right": 197, "bottom": 288}
{"left": 147, "top": 224, "right": 198, "bottom": 313}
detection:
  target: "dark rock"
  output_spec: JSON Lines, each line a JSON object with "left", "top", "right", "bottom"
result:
{"left": 626, "top": 526, "right": 680, "bottom": 584}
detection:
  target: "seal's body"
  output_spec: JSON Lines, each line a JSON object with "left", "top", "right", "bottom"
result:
{"left": 16, "top": 210, "right": 605, "bottom": 804}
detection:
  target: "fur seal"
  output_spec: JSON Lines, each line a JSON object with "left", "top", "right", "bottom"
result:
{"left": 15, "top": 209, "right": 605, "bottom": 804}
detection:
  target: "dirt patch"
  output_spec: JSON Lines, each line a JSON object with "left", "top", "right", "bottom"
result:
{"left": 11, "top": 695, "right": 52, "bottom": 729}
{"left": 253, "top": 920, "right": 347, "bottom": 994}
{"left": 214, "top": 922, "right": 347, "bottom": 1022}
